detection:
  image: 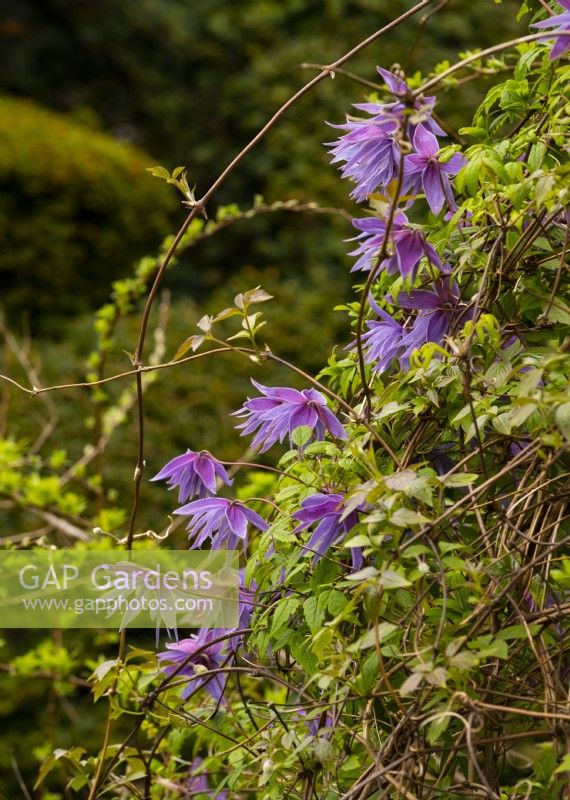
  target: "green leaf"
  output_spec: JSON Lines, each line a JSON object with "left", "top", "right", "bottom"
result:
{"left": 472, "top": 639, "right": 509, "bottom": 660}
{"left": 346, "top": 566, "right": 378, "bottom": 582}
{"left": 311, "top": 627, "right": 333, "bottom": 658}
{"left": 399, "top": 671, "right": 423, "bottom": 697}
{"left": 495, "top": 624, "right": 539, "bottom": 641}
{"left": 289, "top": 633, "right": 318, "bottom": 673}
{"left": 213, "top": 306, "right": 242, "bottom": 322}
{"left": 349, "top": 622, "right": 399, "bottom": 652}
{"left": 385, "top": 470, "right": 420, "bottom": 493}
{"left": 292, "top": 426, "right": 313, "bottom": 447}
{"left": 242, "top": 287, "right": 273, "bottom": 305}
{"left": 426, "top": 712, "right": 451, "bottom": 745}
{"left": 391, "top": 508, "right": 429, "bottom": 527}
{"left": 174, "top": 334, "right": 205, "bottom": 360}
{"left": 327, "top": 590, "right": 348, "bottom": 616}
{"left": 449, "top": 651, "right": 479, "bottom": 670}
{"left": 380, "top": 570, "right": 411, "bottom": 589}
{"left": 440, "top": 472, "right": 478, "bottom": 487}
{"left": 343, "top": 534, "right": 370, "bottom": 548}
{"left": 458, "top": 126, "right": 487, "bottom": 140}
{"left": 303, "top": 596, "right": 324, "bottom": 634}
{"left": 493, "top": 412, "right": 513, "bottom": 435}
{"left": 92, "top": 658, "right": 118, "bottom": 682}
{"left": 528, "top": 141, "right": 547, "bottom": 172}
{"left": 196, "top": 314, "right": 213, "bottom": 333}
{"left": 146, "top": 165, "right": 171, "bottom": 180}
{"left": 555, "top": 755, "right": 570, "bottom": 774}
{"left": 271, "top": 597, "right": 300, "bottom": 636}
{"left": 556, "top": 402, "right": 570, "bottom": 442}
{"left": 376, "top": 401, "right": 410, "bottom": 421}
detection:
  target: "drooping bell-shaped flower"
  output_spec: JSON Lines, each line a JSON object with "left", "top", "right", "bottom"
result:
{"left": 233, "top": 380, "right": 347, "bottom": 453}
{"left": 151, "top": 449, "right": 231, "bottom": 502}
{"left": 175, "top": 497, "right": 268, "bottom": 550}
{"left": 157, "top": 629, "right": 228, "bottom": 702}
{"left": 349, "top": 213, "right": 441, "bottom": 279}
{"left": 293, "top": 492, "right": 362, "bottom": 568}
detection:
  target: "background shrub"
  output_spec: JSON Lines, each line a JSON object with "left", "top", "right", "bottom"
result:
{"left": 0, "top": 96, "right": 177, "bottom": 328}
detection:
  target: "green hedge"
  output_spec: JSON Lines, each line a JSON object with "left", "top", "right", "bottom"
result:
{"left": 0, "top": 96, "right": 177, "bottom": 327}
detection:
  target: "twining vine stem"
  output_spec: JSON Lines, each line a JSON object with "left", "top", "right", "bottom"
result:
{"left": 86, "top": 4, "right": 433, "bottom": 797}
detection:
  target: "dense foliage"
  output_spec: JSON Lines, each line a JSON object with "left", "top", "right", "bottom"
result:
{"left": 1, "top": 2, "right": 570, "bottom": 800}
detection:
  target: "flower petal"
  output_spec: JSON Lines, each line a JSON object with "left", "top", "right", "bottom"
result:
{"left": 413, "top": 124, "right": 439, "bottom": 158}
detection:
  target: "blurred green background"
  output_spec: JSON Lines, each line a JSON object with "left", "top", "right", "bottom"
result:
{"left": 0, "top": 0, "right": 524, "bottom": 793}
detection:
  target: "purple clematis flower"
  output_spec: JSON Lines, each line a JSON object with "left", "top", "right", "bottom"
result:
{"left": 151, "top": 449, "right": 231, "bottom": 502}
{"left": 185, "top": 758, "right": 210, "bottom": 795}
{"left": 354, "top": 279, "right": 470, "bottom": 376}
{"left": 233, "top": 380, "right": 347, "bottom": 454}
{"left": 356, "top": 294, "right": 406, "bottom": 374}
{"left": 175, "top": 497, "right": 268, "bottom": 550}
{"left": 349, "top": 213, "right": 441, "bottom": 278}
{"left": 185, "top": 757, "right": 228, "bottom": 799}
{"left": 532, "top": 1, "right": 570, "bottom": 60}
{"left": 396, "top": 277, "right": 467, "bottom": 359}
{"left": 404, "top": 125, "right": 465, "bottom": 214}
{"left": 364, "top": 68, "right": 447, "bottom": 139}
{"left": 238, "top": 575, "right": 257, "bottom": 630}
{"left": 293, "top": 492, "right": 362, "bottom": 568}
{"left": 326, "top": 67, "right": 447, "bottom": 203}
{"left": 326, "top": 115, "right": 401, "bottom": 203}
{"left": 293, "top": 707, "right": 334, "bottom": 737}
{"left": 157, "top": 629, "right": 228, "bottom": 701}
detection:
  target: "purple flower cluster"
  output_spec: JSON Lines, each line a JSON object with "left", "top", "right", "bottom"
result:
{"left": 533, "top": 1, "right": 570, "bottom": 60}
{"left": 327, "top": 67, "right": 464, "bottom": 215}
{"left": 327, "top": 115, "right": 400, "bottom": 203}
{"left": 233, "top": 379, "right": 347, "bottom": 453}
{"left": 326, "top": 68, "right": 447, "bottom": 203}
{"left": 152, "top": 441, "right": 266, "bottom": 700}
{"left": 152, "top": 446, "right": 267, "bottom": 550}
{"left": 152, "top": 377, "right": 349, "bottom": 575}
{"left": 358, "top": 278, "right": 468, "bottom": 375}
{"left": 326, "top": 64, "right": 471, "bottom": 374}
{"left": 152, "top": 380, "right": 353, "bottom": 701}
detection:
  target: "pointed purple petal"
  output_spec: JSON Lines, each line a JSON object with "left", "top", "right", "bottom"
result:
{"left": 194, "top": 455, "right": 217, "bottom": 494}
{"left": 319, "top": 407, "right": 348, "bottom": 440}
{"left": 225, "top": 504, "right": 248, "bottom": 539}
{"left": 151, "top": 451, "right": 196, "bottom": 481}
{"left": 377, "top": 67, "right": 408, "bottom": 96}
{"left": 397, "top": 289, "right": 440, "bottom": 310}
{"left": 422, "top": 165, "right": 446, "bottom": 214}
{"left": 242, "top": 507, "right": 269, "bottom": 531}
{"left": 413, "top": 124, "right": 439, "bottom": 158}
